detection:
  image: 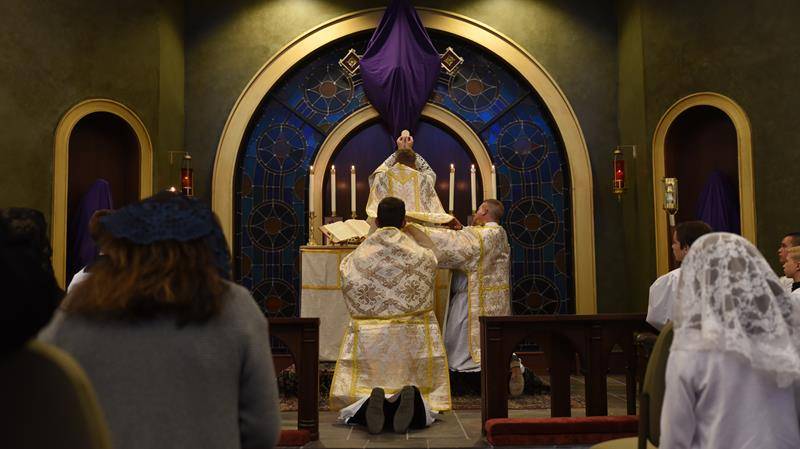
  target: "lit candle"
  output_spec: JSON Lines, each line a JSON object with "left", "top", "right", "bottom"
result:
{"left": 491, "top": 165, "right": 497, "bottom": 199}
{"left": 308, "top": 165, "right": 315, "bottom": 214}
{"left": 350, "top": 165, "right": 356, "bottom": 218}
{"left": 470, "top": 164, "right": 476, "bottom": 213}
{"left": 330, "top": 165, "right": 336, "bottom": 216}
{"left": 449, "top": 163, "right": 455, "bottom": 213}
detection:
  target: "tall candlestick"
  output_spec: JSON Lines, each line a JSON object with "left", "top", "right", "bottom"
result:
{"left": 330, "top": 165, "right": 336, "bottom": 216}
{"left": 350, "top": 165, "right": 356, "bottom": 219}
{"left": 491, "top": 165, "right": 497, "bottom": 199}
{"left": 470, "top": 164, "right": 476, "bottom": 212}
{"left": 449, "top": 163, "right": 455, "bottom": 213}
{"left": 308, "top": 165, "right": 315, "bottom": 214}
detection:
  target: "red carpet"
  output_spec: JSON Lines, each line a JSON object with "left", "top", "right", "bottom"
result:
{"left": 485, "top": 416, "right": 638, "bottom": 446}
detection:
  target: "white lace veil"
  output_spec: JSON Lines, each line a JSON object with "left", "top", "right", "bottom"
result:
{"left": 672, "top": 232, "right": 800, "bottom": 387}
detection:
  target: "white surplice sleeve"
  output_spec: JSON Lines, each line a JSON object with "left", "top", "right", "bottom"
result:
{"left": 660, "top": 350, "right": 698, "bottom": 449}
{"left": 647, "top": 268, "right": 680, "bottom": 330}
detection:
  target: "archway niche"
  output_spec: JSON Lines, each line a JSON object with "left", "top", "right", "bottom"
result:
{"left": 66, "top": 112, "right": 140, "bottom": 281}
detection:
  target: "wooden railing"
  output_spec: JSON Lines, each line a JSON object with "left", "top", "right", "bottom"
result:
{"left": 268, "top": 317, "right": 320, "bottom": 440}
{"left": 480, "top": 314, "right": 650, "bottom": 431}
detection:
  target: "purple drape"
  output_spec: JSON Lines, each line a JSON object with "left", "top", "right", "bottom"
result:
{"left": 359, "top": 0, "right": 441, "bottom": 137}
{"left": 67, "top": 179, "right": 113, "bottom": 282}
{"left": 696, "top": 170, "right": 740, "bottom": 233}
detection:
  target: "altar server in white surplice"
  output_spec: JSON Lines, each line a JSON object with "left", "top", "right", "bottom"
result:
{"left": 408, "top": 199, "right": 510, "bottom": 372}
{"left": 366, "top": 133, "right": 454, "bottom": 226}
{"left": 330, "top": 197, "right": 450, "bottom": 433}
{"left": 661, "top": 233, "right": 800, "bottom": 449}
{"left": 646, "top": 221, "right": 711, "bottom": 330}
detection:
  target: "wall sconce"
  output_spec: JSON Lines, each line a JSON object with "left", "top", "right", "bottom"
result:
{"left": 168, "top": 151, "right": 194, "bottom": 197}
{"left": 612, "top": 147, "right": 627, "bottom": 200}
{"left": 662, "top": 177, "right": 679, "bottom": 226}
{"left": 181, "top": 153, "right": 194, "bottom": 197}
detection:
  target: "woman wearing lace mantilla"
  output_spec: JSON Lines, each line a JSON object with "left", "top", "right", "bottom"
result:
{"left": 661, "top": 233, "right": 800, "bottom": 449}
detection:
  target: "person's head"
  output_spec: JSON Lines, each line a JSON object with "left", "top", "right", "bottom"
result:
{"left": 65, "top": 191, "right": 231, "bottom": 325}
{"left": 0, "top": 208, "right": 63, "bottom": 354}
{"left": 778, "top": 232, "right": 800, "bottom": 264}
{"left": 672, "top": 232, "right": 800, "bottom": 386}
{"left": 376, "top": 197, "right": 406, "bottom": 229}
{"left": 671, "top": 221, "right": 712, "bottom": 263}
{"left": 395, "top": 148, "right": 416, "bottom": 169}
{"left": 783, "top": 246, "right": 800, "bottom": 279}
{"left": 474, "top": 199, "right": 504, "bottom": 225}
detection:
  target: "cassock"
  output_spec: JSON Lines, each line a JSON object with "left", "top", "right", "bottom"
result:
{"left": 366, "top": 162, "right": 453, "bottom": 225}
{"left": 422, "top": 222, "right": 511, "bottom": 369}
{"left": 329, "top": 226, "right": 451, "bottom": 414}
{"left": 646, "top": 268, "right": 681, "bottom": 330}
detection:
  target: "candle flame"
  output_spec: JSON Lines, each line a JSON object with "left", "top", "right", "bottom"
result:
{"left": 450, "top": 163, "right": 454, "bottom": 170}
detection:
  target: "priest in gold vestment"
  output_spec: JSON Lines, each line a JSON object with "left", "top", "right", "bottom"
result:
{"left": 408, "top": 199, "right": 511, "bottom": 372}
{"left": 365, "top": 133, "right": 454, "bottom": 226}
{"left": 330, "top": 197, "right": 451, "bottom": 429}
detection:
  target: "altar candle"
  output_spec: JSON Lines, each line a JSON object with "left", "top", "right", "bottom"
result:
{"left": 470, "top": 164, "right": 476, "bottom": 212}
{"left": 309, "top": 165, "right": 315, "bottom": 214}
{"left": 350, "top": 165, "right": 356, "bottom": 216}
{"left": 449, "top": 163, "right": 455, "bottom": 212}
{"left": 491, "top": 165, "right": 497, "bottom": 199}
{"left": 330, "top": 165, "right": 336, "bottom": 216}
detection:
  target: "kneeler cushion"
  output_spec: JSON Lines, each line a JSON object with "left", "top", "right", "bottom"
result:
{"left": 485, "top": 416, "right": 638, "bottom": 446}
{"left": 278, "top": 429, "right": 311, "bottom": 447}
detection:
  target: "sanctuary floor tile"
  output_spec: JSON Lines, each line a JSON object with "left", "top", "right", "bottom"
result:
{"left": 282, "top": 376, "right": 630, "bottom": 449}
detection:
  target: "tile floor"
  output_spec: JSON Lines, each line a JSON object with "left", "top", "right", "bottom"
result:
{"left": 280, "top": 376, "right": 634, "bottom": 449}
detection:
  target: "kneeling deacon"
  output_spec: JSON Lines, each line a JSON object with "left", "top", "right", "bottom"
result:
{"left": 329, "top": 197, "right": 451, "bottom": 434}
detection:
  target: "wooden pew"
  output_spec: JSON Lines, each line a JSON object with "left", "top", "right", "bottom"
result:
{"left": 268, "top": 317, "right": 320, "bottom": 441}
{"left": 480, "top": 314, "right": 649, "bottom": 431}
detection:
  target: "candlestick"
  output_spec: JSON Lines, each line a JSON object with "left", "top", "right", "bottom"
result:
{"left": 330, "top": 165, "right": 336, "bottom": 216}
{"left": 470, "top": 164, "right": 476, "bottom": 212}
{"left": 307, "top": 211, "right": 318, "bottom": 246}
{"left": 491, "top": 165, "right": 497, "bottom": 199}
{"left": 350, "top": 165, "right": 356, "bottom": 219}
{"left": 449, "top": 163, "right": 455, "bottom": 213}
{"left": 308, "top": 165, "right": 315, "bottom": 214}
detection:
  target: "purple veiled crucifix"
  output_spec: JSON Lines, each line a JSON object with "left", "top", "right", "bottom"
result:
{"left": 357, "top": 0, "right": 442, "bottom": 137}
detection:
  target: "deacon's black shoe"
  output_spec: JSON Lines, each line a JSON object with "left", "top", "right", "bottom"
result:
{"left": 366, "top": 387, "right": 385, "bottom": 434}
{"left": 393, "top": 385, "right": 415, "bottom": 433}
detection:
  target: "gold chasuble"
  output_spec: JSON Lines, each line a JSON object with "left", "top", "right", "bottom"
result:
{"left": 424, "top": 223, "right": 511, "bottom": 364}
{"left": 366, "top": 164, "right": 454, "bottom": 225}
{"left": 329, "top": 227, "right": 451, "bottom": 411}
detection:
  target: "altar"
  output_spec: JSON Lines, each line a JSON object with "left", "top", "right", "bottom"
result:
{"left": 300, "top": 244, "right": 452, "bottom": 361}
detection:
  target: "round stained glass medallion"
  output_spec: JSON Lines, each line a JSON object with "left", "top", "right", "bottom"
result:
{"left": 256, "top": 124, "right": 306, "bottom": 174}
{"left": 303, "top": 64, "right": 354, "bottom": 115}
{"left": 247, "top": 200, "right": 298, "bottom": 251}
{"left": 497, "top": 121, "right": 548, "bottom": 171}
{"left": 512, "top": 275, "right": 561, "bottom": 315}
{"left": 252, "top": 278, "right": 297, "bottom": 316}
{"left": 448, "top": 64, "right": 499, "bottom": 113}
{"left": 507, "top": 197, "right": 558, "bottom": 249}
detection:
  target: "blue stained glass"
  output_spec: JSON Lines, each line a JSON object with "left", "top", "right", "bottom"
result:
{"left": 235, "top": 30, "right": 573, "bottom": 317}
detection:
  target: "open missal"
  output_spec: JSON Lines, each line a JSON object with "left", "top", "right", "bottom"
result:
{"left": 320, "top": 219, "right": 371, "bottom": 243}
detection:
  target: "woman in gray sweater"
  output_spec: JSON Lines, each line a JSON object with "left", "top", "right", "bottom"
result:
{"left": 40, "top": 192, "right": 280, "bottom": 449}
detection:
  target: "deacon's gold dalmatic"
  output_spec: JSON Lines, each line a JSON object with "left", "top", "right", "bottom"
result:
{"left": 329, "top": 227, "right": 451, "bottom": 411}
{"left": 365, "top": 164, "right": 453, "bottom": 225}
{"left": 424, "top": 223, "right": 511, "bottom": 364}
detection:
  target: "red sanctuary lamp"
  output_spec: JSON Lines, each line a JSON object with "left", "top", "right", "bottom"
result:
{"left": 612, "top": 147, "right": 626, "bottom": 200}
{"left": 181, "top": 153, "right": 194, "bottom": 197}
